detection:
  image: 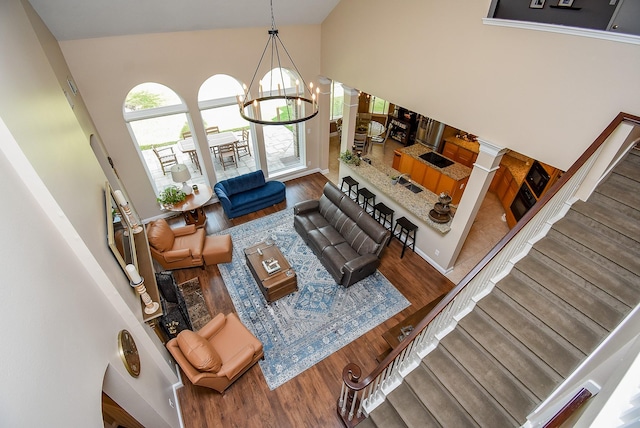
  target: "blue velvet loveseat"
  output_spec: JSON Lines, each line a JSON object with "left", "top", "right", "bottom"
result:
{"left": 214, "top": 170, "right": 286, "bottom": 219}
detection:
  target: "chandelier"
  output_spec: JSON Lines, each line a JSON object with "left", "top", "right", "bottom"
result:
{"left": 237, "top": 0, "right": 319, "bottom": 126}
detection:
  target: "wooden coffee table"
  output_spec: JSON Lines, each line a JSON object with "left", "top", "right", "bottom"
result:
{"left": 244, "top": 241, "right": 297, "bottom": 302}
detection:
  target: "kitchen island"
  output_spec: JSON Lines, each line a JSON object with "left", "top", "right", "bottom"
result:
{"left": 338, "top": 144, "right": 473, "bottom": 274}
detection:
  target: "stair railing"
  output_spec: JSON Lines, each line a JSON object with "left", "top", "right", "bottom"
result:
{"left": 338, "top": 112, "right": 640, "bottom": 426}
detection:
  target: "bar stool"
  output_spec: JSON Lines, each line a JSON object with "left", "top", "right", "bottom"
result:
{"left": 373, "top": 202, "right": 394, "bottom": 231}
{"left": 357, "top": 188, "right": 376, "bottom": 214}
{"left": 340, "top": 176, "right": 359, "bottom": 201}
{"left": 389, "top": 216, "right": 418, "bottom": 259}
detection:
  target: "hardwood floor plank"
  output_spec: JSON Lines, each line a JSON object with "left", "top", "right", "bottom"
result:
{"left": 170, "top": 172, "right": 455, "bottom": 427}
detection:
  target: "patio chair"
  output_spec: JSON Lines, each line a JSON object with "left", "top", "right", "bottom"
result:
{"left": 218, "top": 143, "right": 237, "bottom": 170}
{"left": 153, "top": 145, "right": 179, "bottom": 175}
{"left": 206, "top": 126, "right": 221, "bottom": 154}
{"left": 235, "top": 129, "right": 251, "bottom": 159}
{"left": 182, "top": 131, "right": 192, "bottom": 139}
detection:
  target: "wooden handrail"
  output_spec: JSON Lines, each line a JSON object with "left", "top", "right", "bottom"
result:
{"left": 542, "top": 388, "right": 593, "bottom": 428}
{"left": 342, "top": 112, "right": 640, "bottom": 393}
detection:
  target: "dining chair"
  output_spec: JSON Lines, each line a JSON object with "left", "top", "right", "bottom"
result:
{"left": 235, "top": 129, "right": 251, "bottom": 159}
{"left": 218, "top": 143, "right": 237, "bottom": 170}
{"left": 152, "top": 145, "right": 179, "bottom": 175}
{"left": 354, "top": 132, "right": 368, "bottom": 153}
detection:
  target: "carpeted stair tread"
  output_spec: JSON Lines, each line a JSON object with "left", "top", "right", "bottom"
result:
{"left": 477, "top": 290, "right": 583, "bottom": 377}
{"left": 368, "top": 400, "right": 407, "bottom": 428}
{"left": 405, "top": 363, "right": 479, "bottom": 427}
{"left": 356, "top": 416, "right": 377, "bottom": 428}
{"left": 552, "top": 215, "right": 640, "bottom": 277}
{"left": 564, "top": 209, "right": 640, "bottom": 263}
{"left": 440, "top": 328, "right": 537, "bottom": 422}
{"left": 596, "top": 171, "right": 640, "bottom": 211}
{"left": 386, "top": 382, "right": 440, "bottom": 427}
{"left": 533, "top": 236, "right": 640, "bottom": 307}
{"left": 610, "top": 151, "right": 640, "bottom": 183}
{"left": 424, "top": 346, "right": 518, "bottom": 427}
{"left": 459, "top": 309, "right": 561, "bottom": 400}
{"left": 572, "top": 195, "right": 640, "bottom": 239}
{"left": 497, "top": 275, "right": 604, "bottom": 353}
{"left": 521, "top": 250, "right": 628, "bottom": 331}
{"left": 547, "top": 227, "right": 640, "bottom": 285}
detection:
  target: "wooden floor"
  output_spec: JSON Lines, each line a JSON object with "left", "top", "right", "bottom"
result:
{"left": 168, "top": 172, "right": 455, "bottom": 428}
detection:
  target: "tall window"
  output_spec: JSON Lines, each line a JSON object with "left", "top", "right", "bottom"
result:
{"left": 198, "top": 74, "right": 255, "bottom": 180}
{"left": 259, "top": 68, "right": 306, "bottom": 176}
{"left": 369, "top": 95, "right": 390, "bottom": 115}
{"left": 330, "top": 81, "right": 344, "bottom": 120}
{"left": 123, "top": 82, "right": 208, "bottom": 196}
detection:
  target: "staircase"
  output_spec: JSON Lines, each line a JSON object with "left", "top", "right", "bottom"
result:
{"left": 358, "top": 149, "right": 640, "bottom": 427}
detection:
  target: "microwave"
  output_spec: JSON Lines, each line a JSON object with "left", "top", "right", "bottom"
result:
{"left": 526, "top": 161, "right": 550, "bottom": 198}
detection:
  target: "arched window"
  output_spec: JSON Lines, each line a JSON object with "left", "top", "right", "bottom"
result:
{"left": 123, "top": 82, "right": 208, "bottom": 196}
{"left": 198, "top": 75, "right": 255, "bottom": 179}
{"left": 259, "top": 68, "right": 306, "bottom": 176}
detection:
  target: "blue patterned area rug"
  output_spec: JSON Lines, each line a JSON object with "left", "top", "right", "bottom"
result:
{"left": 217, "top": 209, "right": 410, "bottom": 390}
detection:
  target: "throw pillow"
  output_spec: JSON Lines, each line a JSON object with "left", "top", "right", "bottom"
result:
{"left": 177, "top": 330, "right": 222, "bottom": 372}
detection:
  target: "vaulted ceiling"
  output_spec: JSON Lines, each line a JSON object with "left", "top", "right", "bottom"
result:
{"left": 28, "top": 0, "right": 340, "bottom": 41}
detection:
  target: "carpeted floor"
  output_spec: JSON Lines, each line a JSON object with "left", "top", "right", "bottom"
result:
{"left": 177, "top": 277, "right": 212, "bottom": 332}
{"left": 216, "top": 209, "right": 410, "bottom": 390}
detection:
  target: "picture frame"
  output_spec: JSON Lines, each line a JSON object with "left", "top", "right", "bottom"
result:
{"left": 530, "top": 0, "right": 545, "bottom": 9}
{"left": 557, "top": 0, "right": 574, "bottom": 6}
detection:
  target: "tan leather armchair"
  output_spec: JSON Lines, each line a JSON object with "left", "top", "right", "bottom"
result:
{"left": 166, "top": 313, "right": 264, "bottom": 393}
{"left": 147, "top": 218, "right": 206, "bottom": 270}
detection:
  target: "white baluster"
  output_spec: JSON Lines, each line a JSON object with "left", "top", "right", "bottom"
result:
{"left": 348, "top": 391, "right": 358, "bottom": 421}
{"left": 339, "top": 382, "right": 346, "bottom": 413}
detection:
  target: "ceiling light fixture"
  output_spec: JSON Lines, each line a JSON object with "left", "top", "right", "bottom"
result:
{"left": 237, "top": 0, "right": 319, "bottom": 126}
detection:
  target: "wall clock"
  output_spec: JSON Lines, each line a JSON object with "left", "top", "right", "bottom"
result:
{"left": 118, "top": 329, "right": 141, "bottom": 377}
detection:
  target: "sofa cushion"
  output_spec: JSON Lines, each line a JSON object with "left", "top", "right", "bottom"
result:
{"left": 177, "top": 330, "right": 222, "bottom": 372}
{"left": 148, "top": 219, "right": 175, "bottom": 252}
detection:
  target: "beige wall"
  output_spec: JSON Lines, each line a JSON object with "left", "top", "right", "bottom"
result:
{"left": 321, "top": 0, "right": 640, "bottom": 171}
{"left": 0, "top": 1, "right": 179, "bottom": 426}
{"left": 60, "top": 25, "right": 322, "bottom": 219}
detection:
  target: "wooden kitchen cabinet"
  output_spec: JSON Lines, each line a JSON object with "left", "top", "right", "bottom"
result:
{"left": 442, "top": 142, "right": 458, "bottom": 160}
{"left": 410, "top": 160, "right": 427, "bottom": 185}
{"left": 496, "top": 167, "right": 513, "bottom": 201}
{"left": 503, "top": 179, "right": 519, "bottom": 210}
{"left": 489, "top": 166, "right": 504, "bottom": 194}
{"left": 442, "top": 140, "right": 477, "bottom": 168}
{"left": 422, "top": 166, "right": 441, "bottom": 192}
{"left": 398, "top": 153, "right": 414, "bottom": 175}
{"left": 457, "top": 147, "right": 475, "bottom": 167}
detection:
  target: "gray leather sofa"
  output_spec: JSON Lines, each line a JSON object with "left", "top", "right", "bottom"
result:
{"left": 293, "top": 182, "right": 391, "bottom": 287}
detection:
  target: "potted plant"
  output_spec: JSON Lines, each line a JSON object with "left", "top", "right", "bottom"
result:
{"left": 390, "top": 175, "right": 399, "bottom": 185}
{"left": 339, "top": 150, "right": 361, "bottom": 166}
{"left": 157, "top": 185, "right": 186, "bottom": 208}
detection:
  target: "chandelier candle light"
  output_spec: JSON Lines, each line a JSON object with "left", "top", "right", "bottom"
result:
{"left": 237, "top": 0, "right": 319, "bottom": 126}
{"left": 170, "top": 164, "right": 193, "bottom": 196}
{"left": 125, "top": 264, "right": 160, "bottom": 315}
{"left": 113, "top": 189, "right": 143, "bottom": 234}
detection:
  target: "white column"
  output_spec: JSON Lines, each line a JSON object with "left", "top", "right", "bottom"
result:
{"left": 317, "top": 76, "right": 332, "bottom": 173}
{"left": 341, "top": 86, "right": 359, "bottom": 153}
{"left": 440, "top": 139, "right": 508, "bottom": 271}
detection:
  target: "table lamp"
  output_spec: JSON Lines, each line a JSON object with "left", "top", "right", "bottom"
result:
{"left": 170, "top": 164, "right": 192, "bottom": 195}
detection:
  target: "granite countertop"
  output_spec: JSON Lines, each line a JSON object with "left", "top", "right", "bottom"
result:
{"left": 401, "top": 144, "right": 472, "bottom": 181}
{"left": 444, "top": 137, "right": 532, "bottom": 186}
{"left": 340, "top": 159, "right": 452, "bottom": 234}
{"left": 500, "top": 155, "right": 531, "bottom": 186}
{"left": 444, "top": 136, "right": 480, "bottom": 154}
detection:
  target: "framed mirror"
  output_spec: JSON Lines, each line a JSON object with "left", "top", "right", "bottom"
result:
{"left": 105, "top": 182, "right": 137, "bottom": 272}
